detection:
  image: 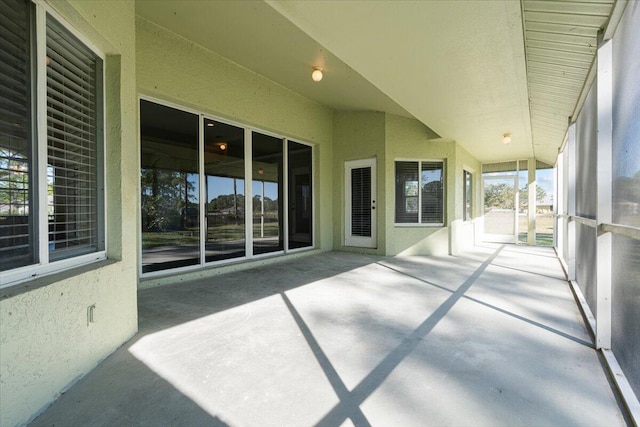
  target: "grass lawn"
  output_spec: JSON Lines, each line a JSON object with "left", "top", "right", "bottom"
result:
{"left": 143, "top": 222, "right": 281, "bottom": 248}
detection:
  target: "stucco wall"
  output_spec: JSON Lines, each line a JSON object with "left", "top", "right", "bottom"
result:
{"left": 332, "top": 111, "right": 387, "bottom": 255}
{"left": 451, "top": 144, "right": 482, "bottom": 254}
{"left": 384, "top": 114, "right": 457, "bottom": 256}
{"left": 135, "top": 18, "right": 334, "bottom": 287}
{"left": 0, "top": 1, "right": 139, "bottom": 426}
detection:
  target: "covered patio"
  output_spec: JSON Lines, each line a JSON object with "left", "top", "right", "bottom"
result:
{"left": 30, "top": 245, "right": 626, "bottom": 426}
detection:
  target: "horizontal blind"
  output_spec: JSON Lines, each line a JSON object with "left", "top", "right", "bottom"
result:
{"left": 46, "top": 16, "right": 102, "bottom": 261}
{"left": 421, "top": 161, "right": 444, "bottom": 223}
{"left": 0, "top": 0, "right": 34, "bottom": 271}
{"left": 351, "top": 167, "right": 371, "bottom": 237}
{"left": 395, "top": 161, "right": 418, "bottom": 223}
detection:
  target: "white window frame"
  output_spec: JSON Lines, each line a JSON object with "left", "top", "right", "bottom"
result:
{"left": 1, "top": 1, "right": 107, "bottom": 288}
{"left": 463, "top": 169, "right": 473, "bottom": 222}
{"left": 394, "top": 158, "right": 445, "bottom": 227}
{"left": 137, "top": 95, "right": 315, "bottom": 279}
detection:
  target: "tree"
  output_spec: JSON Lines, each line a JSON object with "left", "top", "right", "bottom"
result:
{"left": 519, "top": 184, "right": 547, "bottom": 209}
{"left": 484, "top": 183, "right": 515, "bottom": 209}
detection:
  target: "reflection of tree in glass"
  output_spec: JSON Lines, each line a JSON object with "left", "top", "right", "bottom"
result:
{"left": 141, "top": 168, "right": 196, "bottom": 232}
{"left": 0, "top": 149, "right": 29, "bottom": 215}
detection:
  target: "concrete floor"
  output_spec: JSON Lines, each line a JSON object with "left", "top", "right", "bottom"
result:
{"left": 30, "top": 244, "right": 628, "bottom": 426}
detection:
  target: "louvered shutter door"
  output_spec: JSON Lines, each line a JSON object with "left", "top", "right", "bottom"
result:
{"left": 351, "top": 167, "right": 371, "bottom": 237}
{"left": 46, "top": 16, "right": 102, "bottom": 260}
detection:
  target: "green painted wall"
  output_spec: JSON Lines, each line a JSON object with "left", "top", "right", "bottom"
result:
{"left": 0, "top": 2, "right": 139, "bottom": 426}
{"left": 332, "top": 111, "right": 387, "bottom": 255}
{"left": 384, "top": 114, "right": 457, "bottom": 256}
{"left": 135, "top": 17, "right": 335, "bottom": 286}
{"left": 451, "top": 143, "right": 483, "bottom": 254}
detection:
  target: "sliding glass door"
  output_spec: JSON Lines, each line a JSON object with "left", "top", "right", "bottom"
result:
{"left": 204, "top": 119, "right": 245, "bottom": 262}
{"left": 252, "top": 132, "right": 284, "bottom": 255}
{"left": 139, "top": 99, "right": 313, "bottom": 275}
{"left": 140, "top": 101, "right": 200, "bottom": 273}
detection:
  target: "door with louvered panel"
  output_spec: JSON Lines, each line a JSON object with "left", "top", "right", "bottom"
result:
{"left": 345, "top": 159, "right": 376, "bottom": 248}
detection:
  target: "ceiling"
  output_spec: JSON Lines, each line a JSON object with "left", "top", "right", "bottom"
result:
{"left": 136, "top": 0, "right": 618, "bottom": 166}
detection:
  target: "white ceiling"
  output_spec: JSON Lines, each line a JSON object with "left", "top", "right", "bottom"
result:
{"left": 135, "top": 0, "right": 412, "bottom": 118}
{"left": 136, "top": 0, "right": 616, "bottom": 165}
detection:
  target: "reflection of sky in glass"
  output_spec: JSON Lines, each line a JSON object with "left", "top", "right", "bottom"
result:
{"left": 421, "top": 170, "right": 441, "bottom": 185}
{"left": 208, "top": 177, "right": 244, "bottom": 201}
{"left": 187, "top": 173, "right": 199, "bottom": 202}
{"left": 252, "top": 180, "right": 278, "bottom": 201}
{"left": 205, "top": 177, "right": 278, "bottom": 202}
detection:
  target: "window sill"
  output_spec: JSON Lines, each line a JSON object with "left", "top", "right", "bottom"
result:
{"left": 394, "top": 223, "right": 445, "bottom": 228}
{"left": 0, "top": 258, "right": 117, "bottom": 300}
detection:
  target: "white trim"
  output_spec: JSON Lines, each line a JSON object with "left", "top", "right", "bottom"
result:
{"left": 283, "top": 139, "right": 289, "bottom": 252}
{"left": 36, "top": 5, "right": 48, "bottom": 266}
{"left": 36, "top": 1, "right": 106, "bottom": 60}
{"left": 137, "top": 97, "right": 143, "bottom": 277}
{"left": 198, "top": 114, "right": 206, "bottom": 266}
{"left": 566, "top": 124, "right": 577, "bottom": 281}
{"left": 595, "top": 37, "right": 613, "bottom": 350}
{"left": 345, "top": 158, "right": 377, "bottom": 248}
{"left": 1, "top": 2, "right": 108, "bottom": 288}
{"left": 137, "top": 97, "right": 317, "bottom": 279}
{"left": 1, "top": 252, "right": 107, "bottom": 288}
{"left": 394, "top": 223, "right": 444, "bottom": 228}
{"left": 602, "top": 349, "right": 640, "bottom": 426}
{"left": 570, "top": 279, "right": 640, "bottom": 426}
{"left": 394, "top": 159, "right": 446, "bottom": 226}
{"left": 244, "top": 128, "right": 253, "bottom": 258}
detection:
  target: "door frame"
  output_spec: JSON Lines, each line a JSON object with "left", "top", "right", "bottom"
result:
{"left": 482, "top": 174, "right": 519, "bottom": 244}
{"left": 344, "top": 158, "right": 377, "bottom": 248}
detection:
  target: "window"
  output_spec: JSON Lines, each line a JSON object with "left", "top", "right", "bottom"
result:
{"left": 395, "top": 160, "right": 444, "bottom": 225}
{"left": 463, "top": 170, "right": 472, "bottom": 221}
{"left": 139, "top": 99, "right": 314, "bottom": 275}
{"left": 0, "top": 0, "right": 105, "bottom": 285}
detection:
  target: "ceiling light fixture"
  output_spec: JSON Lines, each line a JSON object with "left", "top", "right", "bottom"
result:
{"left": 311, "top": 67, "right": 323, "bottom": 82}
{"left": 258, "top": 168, "right": 264, "bottom": 175}
{"left": 207, "top": 122, "right": 214, "bottom": 127}
{"left": 502, "top": 133, "right": 512, "bottom": 145}
{"left": 219, "top": 143, "right": 227, "bottom": 151}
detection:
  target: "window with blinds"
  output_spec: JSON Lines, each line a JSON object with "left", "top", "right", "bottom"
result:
{"left": 46, "top": 16, "right": 103, "bottom": 261}
{"left": 395, "top": 160, "right": 444, "bottom": 225}
{"left": 0, "top": 0, "right": 105, "bottom": 284}
{"left": 1, "top": 0, "right": 34, "bottom": 271}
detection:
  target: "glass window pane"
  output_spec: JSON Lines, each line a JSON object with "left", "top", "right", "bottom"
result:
{"left": 252, "top": 132, "right": 283, "bottom": 255}
{"left": 421, "top": 162, "right": 443, "bottom": 224}
{"left": 46, "top": 16, "right": 103, "bottom": 261}
{"left": 395, "top": 161, "right": 418, "bottom": 223}
{"left": 287, "top": 141, "right": 312, "bottom": 249}
{"left": 0, "top": 0, "right": 34, "bottom": 271}
{"left": 204, "top": 119, "right": 245, "bottom": 262}
{"left": 464, "top": 170, "right": 472, "bottom": 221}
{"left": 140, "top": 100, "right": 200, "bottom": 273}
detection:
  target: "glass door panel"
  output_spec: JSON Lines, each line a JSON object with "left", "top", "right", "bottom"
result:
{"left": 252, "top": 132, "right": 283, "bottom": 255}
{"left": 483, "top": 173, "right": 516, "bottom": 243}
{"left": 287, "top": 141, "right": 312, "bottom": 249}
{"left": 204, "top": 119, "right": 246, "bottom": 262}
{"left": 140, "top": 100, "right": 200, "bottom": 273}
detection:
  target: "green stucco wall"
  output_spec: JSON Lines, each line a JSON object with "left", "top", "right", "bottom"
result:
{"left": 332, "top": 111, "right": 387, "bottom": 255}
{"left": 384, "top": 114, "right": 457, "bottom": 256}
{"left": 135, "top": 17, "right": 334, "bottom": 286}
{"left": 0, "top": 2, "right": 139, "bottom": 426}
